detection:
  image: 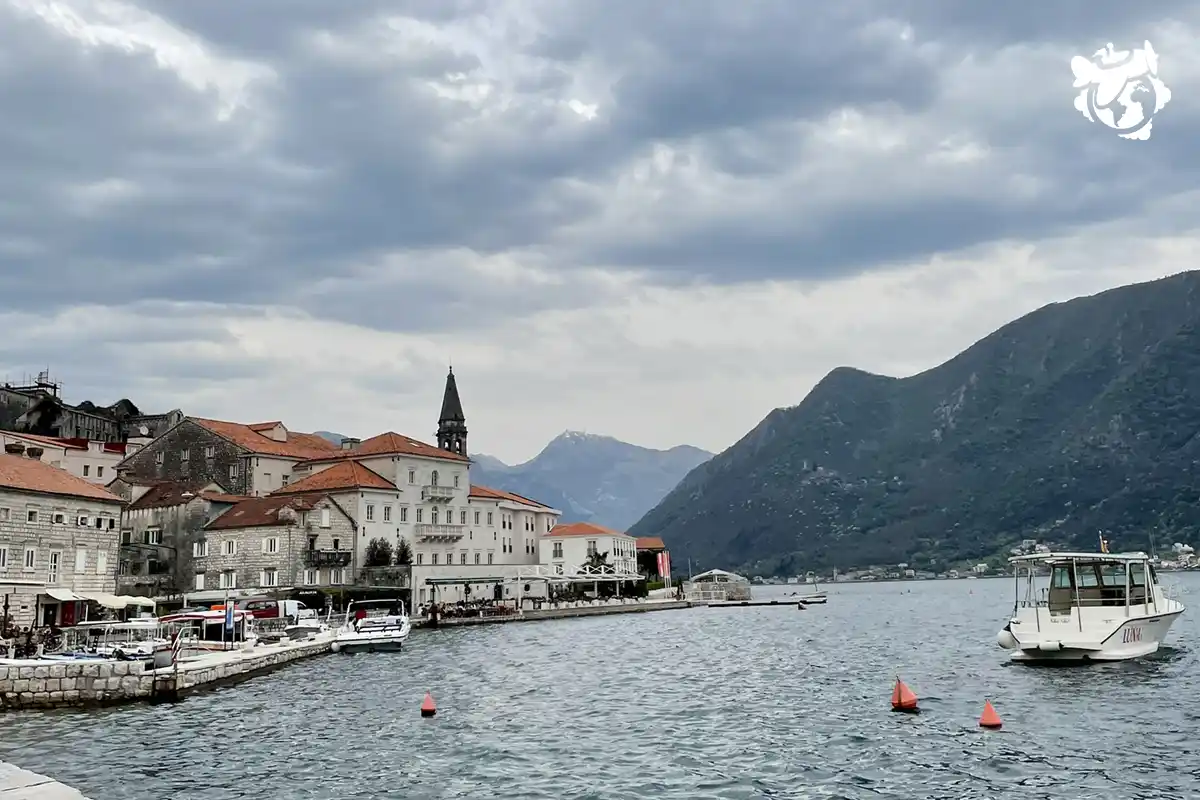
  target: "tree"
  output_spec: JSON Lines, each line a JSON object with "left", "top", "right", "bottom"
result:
{"left": 364, "top": 537, "right": 393, "bottom": 567}
{"left": 582, "top": 550, "right": 612, "bottom": 572}
{"left": 394, "top": 538, "right": 413, "bottom": 565}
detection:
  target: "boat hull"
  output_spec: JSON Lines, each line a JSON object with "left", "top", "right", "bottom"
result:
{"left": 331, "top": 637, "right": 407, "bottom": 653}
{"left": 1003, "top": 608, "right": 1183, "bottom": 663}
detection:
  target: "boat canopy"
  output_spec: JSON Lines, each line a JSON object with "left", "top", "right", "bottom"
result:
{"left": 690, "top": 569, "right": 750, "bottom": 583}
{"left": 1009, "top": 551, "right": 1150, "bottom": 565}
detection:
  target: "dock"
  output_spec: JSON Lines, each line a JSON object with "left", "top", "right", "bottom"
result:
{"left": 0, "top": 760, "right": 91, "bottom": 798}
{"left": 697, "top": 599, "right": 804, "bottom": 608}
{"left": 416, "top": 599, "right": 691, "bottom": 628}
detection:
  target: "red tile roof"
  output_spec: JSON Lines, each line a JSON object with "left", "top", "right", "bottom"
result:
{"left": 205, "top": 495, "right": 324, "bottom": 530}
{"left": 468, "top": 484, "right": 551, "bottom": 509}
{"left": 128, "top": 481, "right": 248, "bottom": 510}
{"left": 190, "top": 417, "right": 339, "bottom": 460}
{"left": 302, "top": 431, "right": 468, "bottom": 464}
{"left": 636, "top": 536, "right": 667, "bottom": 551}
{"left": 0, "top": 453, "right": 123, "bottom": 503}
{"left": 2, "top": 432, "right": 85, "bottom": 450}
{"left": 547, "top": 521, "right": 630, "bottom": 538}
{"left": 272, "top": 461, "right": 394, "bottom": 495}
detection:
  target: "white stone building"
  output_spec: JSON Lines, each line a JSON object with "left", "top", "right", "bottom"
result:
{"left": 543, "top": 521, "right": 639, "bottom": 577}
{"left": 272, "top": 368, "right": 563, "bottom": 606}
{"left": 0, "top": 450, "right": 125, "bottom": 628}
{"left": 0, "top": 433, "right": 127, "bottom": 485}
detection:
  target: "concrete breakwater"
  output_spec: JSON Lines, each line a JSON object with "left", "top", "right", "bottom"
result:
{"left": 0, "top": 760, "right": 92, "bottom": 798}
{"left": 417, "top": 599, "right": 692, "bottom": 628}
{"left": 0, "top": 635, "right": 332, "bottom": 711}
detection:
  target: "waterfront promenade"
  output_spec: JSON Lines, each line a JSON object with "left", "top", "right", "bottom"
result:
{"left": 1, "top": 599, "right": 693, "bottom": 711}
{"left": 0, "top": 760, "right": 90, "bottom": 798}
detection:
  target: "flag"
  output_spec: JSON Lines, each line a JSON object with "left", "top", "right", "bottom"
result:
{"left": 656, "top": 552, "right": 665, "bottom": 578}
{"left": 661, "top": 551, "right": 671, "bottom": 579}
{"left": 224, "top": 596, "right": 235, "bottom": 631}
{"left": 170, "top": 629, "right": 182, "bottom": 663}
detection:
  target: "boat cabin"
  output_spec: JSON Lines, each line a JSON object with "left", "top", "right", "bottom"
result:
{"left": 1010, "top": 551, "right": 1163, "bottom": 616}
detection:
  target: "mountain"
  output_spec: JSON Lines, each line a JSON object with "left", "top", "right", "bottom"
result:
{"left": 470, "top": 432, "right": 713, "bottom": 531}
{"left": 630, "top": 271, "right": 1200, "bottom": 576}
{"left": 313, "top": 431, "right": 348, "bottom": 444}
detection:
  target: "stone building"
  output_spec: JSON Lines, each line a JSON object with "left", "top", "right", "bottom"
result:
{"left": 115, "top": 481, "right": 245, "bottom": 598}
{"left": 114, "top": 417, "right": 339, "bottom": 498}
{"left": 0, "top": 450, "right": 124, "bottom": 628}
{"left": 1, "top": 373, "right": 181, "bottom": 444}
{"left": 195, "top": 494, "right": 357, "bottom": 595}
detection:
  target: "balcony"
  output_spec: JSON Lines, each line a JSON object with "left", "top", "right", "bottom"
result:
{"left": 414, "top": 524, "right": 465, "bottom": 543}
{"left": 422, "top": 484, "right": 454, "bottom": 501}
{"left": 304, "top": 549, "right": 353, "bottom": 568}
{"left": 358, "top": 565, "right": 412, "bottom": 589}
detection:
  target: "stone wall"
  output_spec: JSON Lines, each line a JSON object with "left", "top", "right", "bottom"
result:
{"left": 0, "top": 637, "right": 332, "bottom": 710}
{"left": 117, "top": 420, "right": 251, "bottom": 495}
{"left": 0, "top": 489, "right": 123, "bottom": 627}
{"left": 198, "top": 498, "right": 358, "bottom": 592}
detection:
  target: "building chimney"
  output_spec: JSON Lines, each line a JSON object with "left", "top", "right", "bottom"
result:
{"left": 25, "top": 446, "right": 44, "bottom": 459}
{"left": 3, "top": 442, "right": 24, "bottom": 455}
{"left": 340, "top": 437, "right": 360, "bottom": 451}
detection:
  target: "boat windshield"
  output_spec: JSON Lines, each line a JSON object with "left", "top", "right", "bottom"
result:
{"left": 1046, "top": 560, "right": 1150, "bottom": 614}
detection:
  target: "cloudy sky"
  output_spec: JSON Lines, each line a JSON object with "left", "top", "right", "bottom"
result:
{"left": 1, "top": 0, "right": 1198, "bottom": 464}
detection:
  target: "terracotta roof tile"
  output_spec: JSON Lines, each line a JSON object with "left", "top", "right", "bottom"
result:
{"left": 128, "top": 481, "right": 248, "bottom": 510}
{"left": 468, "top": 484, "right": 551, "bottom": 509}
{"left": 636, "top": 536, "right": 666, "bottom": 550}
{"left": 190, "top": 417, "right": 339, "bottom": 460}
{"left": 0, "top": 453, "right": 123, "bottom": 503}
{"left": 205, "top": 495, "right": 324, "bottom": 531}
{"left": 302, "top": 431, "right": 468, "bottom": 465}
{"left": 2, "top": 432, "right": 86, "bottom": 451}
{"left": 547, "top": 521, "right": 630, "bottom": 538}
{"left": 272, "top": 461, "right": 394, "bottom": 495}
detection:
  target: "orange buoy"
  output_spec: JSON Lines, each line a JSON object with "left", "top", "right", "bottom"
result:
{"left": 421, "top": 691, "right": 437, "bottom": 717}
{"left": 979, "top": 700, "right": 1001, "bottom": 729}
{"left": 890, "top": 678, "right": 919, "bottom": 713}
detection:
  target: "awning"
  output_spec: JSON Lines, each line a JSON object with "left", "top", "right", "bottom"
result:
{"left": 43, "top": 588, "right": 84, "bottom": 602}
{"left": 78, "top": 592, "right": 157, "bottom": 609}
{"left": 118, "top": 595, "right": 157, "bottom": 608}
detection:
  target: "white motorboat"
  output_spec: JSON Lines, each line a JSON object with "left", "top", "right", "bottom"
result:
{"left": 996, "top": 550, "right": 1184, "bottom": 663}
{"left": 330, "top": 599, "right": 410, "bottom": 653}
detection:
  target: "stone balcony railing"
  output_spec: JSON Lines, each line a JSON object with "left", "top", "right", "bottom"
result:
{"left": 358, "top": 565, "right": 412, "bottom": 588}
{"left": 414, "top": 524, "right": 465, "bottom": 542}
{"left": 421, "top": 484, "right": 455, "bottom": 501}
{"left": 303, "top": 549, "right": 353, "bottom": 568}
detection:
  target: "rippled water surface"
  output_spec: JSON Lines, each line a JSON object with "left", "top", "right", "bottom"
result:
{"left": 4, "top": 576, "right": 1200, "bottom": 799}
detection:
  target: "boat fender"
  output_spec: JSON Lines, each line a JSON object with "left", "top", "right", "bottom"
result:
{"left": 995, "top": 628, "right": 1018, "bottom": 650}
{"left": 1037, "top": 641, "right": 1062, "bottom": 652}
{"left": 330, "top": 641, "right": 341, "bottom": 653}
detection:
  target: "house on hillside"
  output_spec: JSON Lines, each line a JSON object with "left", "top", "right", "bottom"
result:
{"left": 0, "top": 450, "right": 126, "bottom": 628}
{"left": 114, "top": 481, "right": 245, "bottom": 598}
{"left": 113, "top": 417, "right": 339, "bottom": 497}
{"left": 1, "top": 373, "right": 181, "bottom": 444}
{"left": 194, "top": 494, "right": 357, "bottom": 598}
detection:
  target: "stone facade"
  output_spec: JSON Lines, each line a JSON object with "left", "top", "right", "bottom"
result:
{"left": 197, "top": 496, "right": 358, "bottom": 593}
{"left": 116, "top": 420, "right": 252, "bottom": 495}
{"left": 118, "top": 488, "right": 241, "bottom": 597}
{"left": 0, "top": 489, "right": 121, "bottom": 628}
{"left": 0, "top": 636, "right": 332, "bottom": 710}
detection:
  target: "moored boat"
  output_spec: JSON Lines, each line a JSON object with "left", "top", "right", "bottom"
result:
{"left": 996, "top": 549, "right": 1184, "bottom": 663}
{"left": 330, "top": 599, "right": 410, "bottom": 653}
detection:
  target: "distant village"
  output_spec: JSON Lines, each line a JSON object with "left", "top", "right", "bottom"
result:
{"left": 751, "top": 536, "right": 1199, "bottom": 586}
{"left": 0, "top": 370, "right": 672, "bottom": 630}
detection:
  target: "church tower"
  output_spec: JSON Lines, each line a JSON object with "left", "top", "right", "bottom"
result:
{"left": 436, "top": 366, "right": 467, "bottom": 456}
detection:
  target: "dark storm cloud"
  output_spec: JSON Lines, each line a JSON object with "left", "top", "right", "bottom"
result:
{"left": 0, "top": 0, "right": 1198, "bottom": 329}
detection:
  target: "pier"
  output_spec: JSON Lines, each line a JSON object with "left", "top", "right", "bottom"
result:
{"left": 0, "top": 760, "right": 91, "bottom": 798}
{"left": 416, "top": 599, "right": 691, "bottom": 628}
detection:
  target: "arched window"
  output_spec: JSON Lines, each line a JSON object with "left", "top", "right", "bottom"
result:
{"left": 431, "top": 470, "right": 439, "bottom": 486}
{"left": 432, "top": 508, "right": 439, "bottom": 524}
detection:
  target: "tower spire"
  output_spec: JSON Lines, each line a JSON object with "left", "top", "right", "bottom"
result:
{"left": 437, "top": 366, "right": 467, "bottom": 455}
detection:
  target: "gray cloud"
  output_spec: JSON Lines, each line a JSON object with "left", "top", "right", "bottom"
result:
{"left": 1, "top": 0, "right": 1198, "bottom": 422}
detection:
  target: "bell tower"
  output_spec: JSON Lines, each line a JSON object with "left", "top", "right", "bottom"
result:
{"left": 436, "top": 366, "right": 467, "bottom": 456}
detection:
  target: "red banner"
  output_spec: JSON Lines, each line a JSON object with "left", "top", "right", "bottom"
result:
{"left": 656, "top": 552, "right": 664, "bottom": 578}
{"left": 661, "top": 552, "right": 671, "bottom": 579}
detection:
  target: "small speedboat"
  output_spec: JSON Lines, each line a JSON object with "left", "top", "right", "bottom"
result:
{"left": 996, "top": 547, "right": 1184, "bottom": 663}
{"left": 331, "top": 599, "right": 410, "bottom": 653}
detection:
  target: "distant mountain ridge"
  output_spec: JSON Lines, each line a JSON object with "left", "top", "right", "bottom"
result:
{"left": 630, "top": 270, "right": 1200, "bottom": 575}
{"left": 470, "top": 431, "right": 713, "bottom": 531}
